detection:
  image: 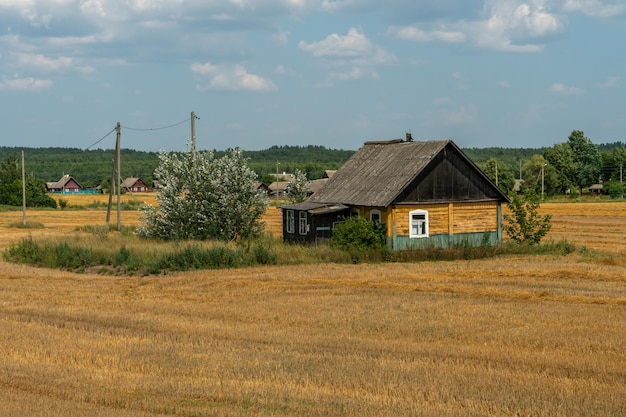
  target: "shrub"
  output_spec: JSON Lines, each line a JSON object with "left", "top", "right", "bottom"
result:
{"left": 332, "top": 216, "right": 387, "bottom": 260}
{"left": 504, "top": 189, "right": 552, "bottom": 245}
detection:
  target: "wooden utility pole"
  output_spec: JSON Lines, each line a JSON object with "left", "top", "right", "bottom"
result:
{"left": 106, "top": 156, "right": 115, "bottom": 225}
{"left": 191, "top": 111, "right": 196, "bottom": 157}
{"left": 116, "top": 122, "right": 121, "bottom": 231}
{"left": 21, "top": 150, "right": 26, "bottom": 226}
{"left": 541, "top": 163, "right": 545, "bottom": 200}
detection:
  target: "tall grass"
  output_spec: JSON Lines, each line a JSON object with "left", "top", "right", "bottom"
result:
{"left": 3, "top": 224, "right": 584, "bottom": 276}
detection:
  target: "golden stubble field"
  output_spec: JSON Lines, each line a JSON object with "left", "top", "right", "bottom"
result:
{"left": 0, "top": 196, "right": 625, "bottom": 416}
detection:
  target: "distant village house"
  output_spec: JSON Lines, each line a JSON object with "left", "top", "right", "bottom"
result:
{"left": 46, "top": 174, "right": 82, "bottom": 193}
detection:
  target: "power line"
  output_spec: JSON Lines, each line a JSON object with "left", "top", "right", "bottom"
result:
{"left": 122, "top": 117, "right": 191, "bottom": 132}
{"left": 85, "top": 127, "right": 117, "bottom": 150}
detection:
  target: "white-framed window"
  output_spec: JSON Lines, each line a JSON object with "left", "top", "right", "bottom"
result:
{"left": 409, "top": 209, "right": 429, "bottom": 238}
{"left": 351, "top": 208, "right": 360, "bottom": 217}
{"left": 370, "top": 209, "right": 381, "bottom": 223}
{"left": 286, "top": 210, "right": 295, "bottom": 234}
{"left": 299, "top": 211, "right": 308, "bottom": 235}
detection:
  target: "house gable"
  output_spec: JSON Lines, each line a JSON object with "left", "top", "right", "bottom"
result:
{"left": 397, "top": 144, "right": 503, "bottom": 203}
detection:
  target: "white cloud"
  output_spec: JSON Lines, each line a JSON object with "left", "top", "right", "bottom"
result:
{"left": 388, "top": 26, "right": 466, "bottom": 43}
{"left": 390, "top": 0, "right": 565, "bottom": 53}
{"left": 190, "top": 61, "right": 277, "bottom": 92}
{"left": 271, "top": 30, "right": 290, "bottom": 45}
{"left": 299, "top": 27, "right": 396, "bottom": 84}
{"left": 498, "top": 80, "right": 512, "bottom": 88}
{"left": 15, "top": 53, "right": 95, "bottom": 74}
{"left": 595, "top": 76, "right": 620, "bottom": 89}
{"left": 550, "top": 82, "right": 584, "bottom": 95}
{"left": 421, "top": 104, "right": 479, "bottom": 126}
{"left": 561, "top": 0, "right": 626, "bottom": 18}
{"left": 0, "top": 76, "right": 53, "bottom": 92}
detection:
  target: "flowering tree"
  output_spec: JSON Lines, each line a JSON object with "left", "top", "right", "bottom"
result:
{"left": 285, "top": 169, "right": 310, "bottom": 203}
{"left": 137, "top": 147, "right": 267, "bottom": 241}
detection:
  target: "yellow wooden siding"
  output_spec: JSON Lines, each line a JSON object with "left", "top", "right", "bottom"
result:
{"left": 391, "top": 205, "right": 449, "bottom": 237}
{"left": 452, "top": 202, "right": 498, "bottom": 233}
{"left": 390, "top": 201, "right": 499, "bottom": 237}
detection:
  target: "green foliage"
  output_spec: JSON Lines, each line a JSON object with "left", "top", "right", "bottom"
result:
{"left": 605, "top": 181, "right": 625, "bottom": 199}
{"left": 521, "top": 155, "right": 560, "bottom": 196}
{"left": 3, "top": 237, "right": 94, "bottom": 271}
{"left": 285, "top": 169, "right": 310, "bottom": 203}
{"left": 137, "top": 147, "right": 267, "bottom": 241}
{"left": 482, "top": 158, "right": 516, "bottom": 194}
{"left": 332, "top": 216, "right": 387, "bottom": 252}
{"left": 0, "top": 155, "right": 57, "bottom": 208}
{"left": 544, "top": 142, "right": 575, "bottom": 194}
{"left": 568, "top": 130, "right": 602, "bottom": 193}
{"left": 504, "top": 189, "right": 552, "bottom": 245}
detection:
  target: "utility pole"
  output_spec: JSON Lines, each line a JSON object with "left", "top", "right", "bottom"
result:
{"left": 495, "top": 163, "right": 498, "bottom": 186}
{"left": 106, "top": 156, "right": 115, "bottom": 226}
{"left": 275, "top": 160, "right": 280, "bottom": 200}
{"left": 541, "top": 163, "right": 545, "bottom": 200}
{"left": 21, "top": 150, "right": 26, "bottom": 226}
{"left": 191, "top": 111, "right": 196, "bottom": 158}
{"left": 116, "top": 122, "right": 121, "bottom": 231}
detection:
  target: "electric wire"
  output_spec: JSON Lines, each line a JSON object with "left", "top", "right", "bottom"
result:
{"left": 85, "top": 127, "right": 117, "bottom": 150}
{"left": 122, "top": 117, "right": 191, "bottom": 132}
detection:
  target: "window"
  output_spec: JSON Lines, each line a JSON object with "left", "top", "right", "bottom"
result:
{"left": 370, "top": 209, "right": 381, "bottom": 223}
{"left": 286, "top": 210, "right": 295, "bottom": 234}
{"left": 299, "top": 211, "right": 308, "bottom": 235}
{"left": 409, "top": 209, "right": 428, "bottom": 238}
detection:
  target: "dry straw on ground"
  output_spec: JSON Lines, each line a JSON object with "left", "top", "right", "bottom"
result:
{"left": 0, "top": 198, "right": 625, "bottom": 416}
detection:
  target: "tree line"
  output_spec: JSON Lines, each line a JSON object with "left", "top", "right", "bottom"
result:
{"left": 473, "top": 131, "right": 625, "bottom": 197}
{"left": 1, "top": 132, "right": 624, "bottom": 197}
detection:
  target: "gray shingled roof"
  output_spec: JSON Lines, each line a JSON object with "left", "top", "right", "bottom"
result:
{"left": 309, "top": 139, "right": 482, "bottom": 207}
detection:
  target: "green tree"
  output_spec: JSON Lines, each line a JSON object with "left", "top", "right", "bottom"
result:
{"left": 285, "top": 169, "right": 310, "bottom": 203}
{"left": 568, "top": 130, "right": 602, "bottom": 193}
{"left": 482, "top": 158, "right": 515, "bottom": 194}
{"left": 0, "top": 155, "right": 56, "bottom": 208}
{"left": 544, "top": 143, "right": 575, "bottom": 194}
{"left": 601, "top": 146, "right": 626, "bottom": 182}
{"left": 521, "top": 155, "right": 559, "bottom": 197}
{"left": 137, "top": 147, "right": 267, "bottom": 241}
{"left": 503, "top": 188, "right": 552, "bottom": 245}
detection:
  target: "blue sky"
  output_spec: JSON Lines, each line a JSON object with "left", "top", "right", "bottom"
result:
{"left": 1, "top": 0, "right": 624, "bottom": 152}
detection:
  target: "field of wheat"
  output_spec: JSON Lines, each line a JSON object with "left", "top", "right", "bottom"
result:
{"left": 0, "top": 198, "right": 625, "bottom": 416}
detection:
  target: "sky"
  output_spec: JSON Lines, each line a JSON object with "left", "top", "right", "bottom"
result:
{"left": 0, "top": 0, "right": 625, "bottom": 152}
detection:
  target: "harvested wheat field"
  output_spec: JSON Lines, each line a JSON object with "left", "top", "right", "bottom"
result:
{"left": 0, "top": 200, "right": 625, "bottom": 416}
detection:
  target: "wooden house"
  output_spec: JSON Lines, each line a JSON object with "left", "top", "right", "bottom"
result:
{"left": 121, "top": 177, "right": 150, "bottom": 192}
{"left": 268, "top": 181, "right": 289, "bottom": 199}
{"left": 281, "top": 201, "right": 349, "bottom": 244}
{"left": 46, "top": 175, "right": 82, "bottom": 193}
{"left": 282, "top": 136, "right": 509, "bottom": 249}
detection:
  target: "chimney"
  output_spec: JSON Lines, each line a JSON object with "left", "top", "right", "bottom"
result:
{"left": 405, "top": 132, "right": 413, "bottom": 142}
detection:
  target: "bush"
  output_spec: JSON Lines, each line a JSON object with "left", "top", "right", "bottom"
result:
{"left": 332, "top": 216, "right": 387, "bottom": 259}
{"left": 504, "top": 189, "right": 552, "bottom": 245}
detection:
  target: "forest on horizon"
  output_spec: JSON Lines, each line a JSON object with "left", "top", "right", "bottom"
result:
{"left": 1, "top": 140, "right": 624, "bottom": 193}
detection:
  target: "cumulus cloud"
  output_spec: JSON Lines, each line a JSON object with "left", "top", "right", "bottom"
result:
{"left": 190, "top": 61, "right": 277, "bottom": 92}
{"left": 299, "top": 27, "right": 396, "bottom": 84}
{"left": 595, "top": 76, "right": 620, "bottom": 89}
{"left": 421, "top": 104, "right": 479, "bottom": 126}
{"left": 15, "top": 53, "right": 95, "bottom": 74}
{"left": 561, "top": 0, "right": 626, "bottom": 18}
{"left": 550, "top": 82, "right": 584, "bottom": 95}
{"left": 389, "top": 0, "right": 566, "bottom": 53}
{"left": 0, "top": 76, "right": 53, "bottom": 92}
